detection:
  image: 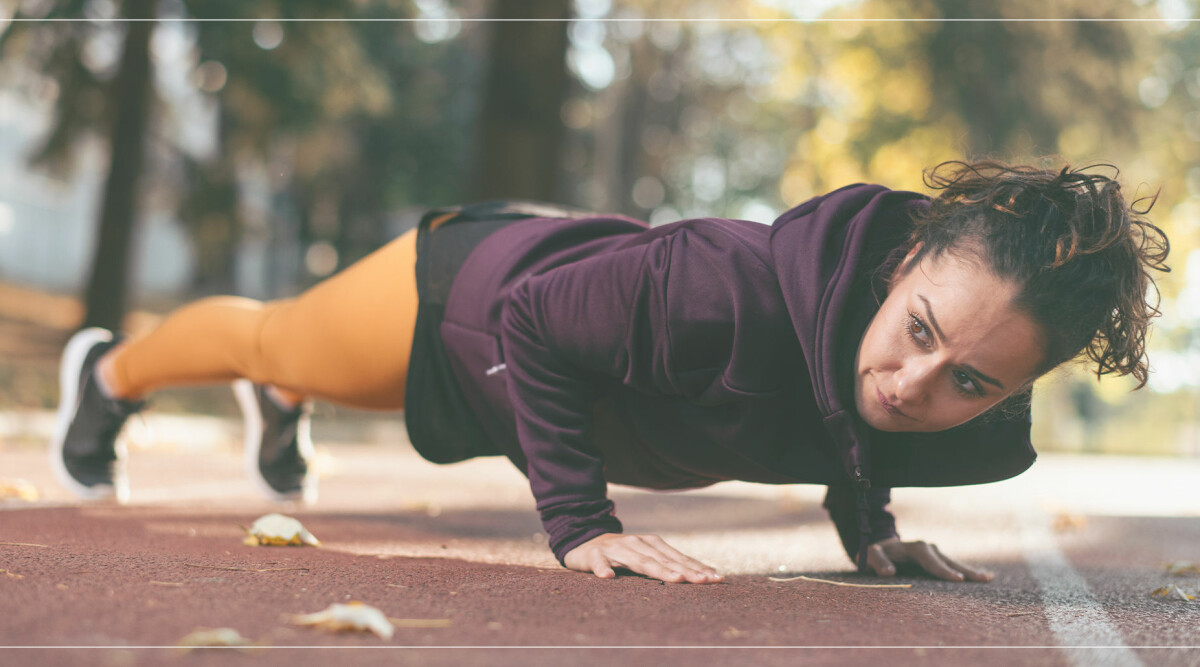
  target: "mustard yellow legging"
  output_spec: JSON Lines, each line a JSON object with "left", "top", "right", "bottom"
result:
{"left": 103, "top": 227, "right": 420, "bottom": 411}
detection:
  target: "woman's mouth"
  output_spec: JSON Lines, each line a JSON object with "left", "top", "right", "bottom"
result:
{"left": 876, "top": 388, "right": 912, "bottom": 420}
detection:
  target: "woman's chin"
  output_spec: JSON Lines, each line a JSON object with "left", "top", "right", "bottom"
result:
{"left": 865, "top": 415, "right": 909, "bottom": 432}
{"left": 855, "top": 394, "right": 901, "bottom": 432}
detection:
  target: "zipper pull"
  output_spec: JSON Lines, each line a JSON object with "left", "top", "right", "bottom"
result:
{"left": 853, "top": 466, "right": 871, "bottom": 490}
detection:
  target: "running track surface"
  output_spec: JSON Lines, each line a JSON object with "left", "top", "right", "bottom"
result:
{"left": 1, "top": 411, "right": 1198, "bottom": 666}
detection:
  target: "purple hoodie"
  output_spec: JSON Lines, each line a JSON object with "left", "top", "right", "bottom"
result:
{"left": 439, "top": 184, "right": 1038, "bottom": 570}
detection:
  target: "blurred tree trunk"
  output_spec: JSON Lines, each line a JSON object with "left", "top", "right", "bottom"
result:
{"left": 921, "top": 0, "right": 1133, "bottom": 158}
{"left": 614, "top": 38, "right": 652, "bottom": 216}
{"left": 472, "top": 0, "right": 571, "bottom": 202}
{"left": 923, "top": 5, "right": 1028, "bottom": 157}
{"left": 80, "top": 0, "right": 154, "bottom": 331}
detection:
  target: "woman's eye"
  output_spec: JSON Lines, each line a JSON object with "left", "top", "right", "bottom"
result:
{"left": 952, "top": 370, "right": 981, "bottom": 396}
{"left": 908, "top": 315, "right": 930, "bottom": 343}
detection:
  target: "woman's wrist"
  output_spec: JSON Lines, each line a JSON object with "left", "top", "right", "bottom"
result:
{"left": 550, "top": 522, "right": 623, "bottom": 565}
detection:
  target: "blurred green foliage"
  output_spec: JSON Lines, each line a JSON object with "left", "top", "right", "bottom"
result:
{"left": 1, "top": 0, "right": 1198, "bottom": 453}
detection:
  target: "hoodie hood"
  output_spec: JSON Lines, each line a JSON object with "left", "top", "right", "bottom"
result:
{"left": 769, "top": 183, "right": 1038, "bottom": 490}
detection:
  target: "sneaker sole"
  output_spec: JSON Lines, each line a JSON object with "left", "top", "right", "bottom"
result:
{"left": 49, "top": 328, "right": 126, "bottom": 501}
{"left": 232, "top": 379, "right": 317, "bottom": 505}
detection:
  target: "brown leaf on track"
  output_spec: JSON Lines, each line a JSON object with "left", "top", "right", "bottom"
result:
{"left": 1151, "top": 585, "right": 1196, "bottom": 601}
{"left": 1052, "top": 512, "right": 1087, "bottom": 533}
{"left": 769, "top": 574, "right": 913, "bottom": 589}
{"left": 0, "top": 478, "right": 39, "bottom": 502}
{"left": 1166, "top": 561, "right": 1200, "bottom": 576}
{"left": 240, "top": 514, "right": 321, "bottom": 547}
{"left": 288, "top": 602, "right": 395, "bottom": 640}
{"left": 176, "top": 627, "right": 257, "bottom": 652}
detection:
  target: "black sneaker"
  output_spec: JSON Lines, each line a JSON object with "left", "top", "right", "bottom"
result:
{"left": 232, "top": 379, "right": 316, "bottom": 504}
{"left": 49, "top": 328, "right": 145, "bottom": 501}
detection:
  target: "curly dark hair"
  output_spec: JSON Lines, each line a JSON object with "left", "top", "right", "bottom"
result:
{"left": 905, "top": 159, "right": 1170, "bottom": 388}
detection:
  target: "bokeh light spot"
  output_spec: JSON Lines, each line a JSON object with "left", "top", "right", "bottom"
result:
{"left": 253, "top": 21, "right": 284, "bottom": 51}
{"left": 193, "top": 61, "right": 227, "bottom": 93}
{"left": 305, "top": 241, "right": 339, "bottom": 277}
{"left": 632, "top": 176, "right": 665, "bottom": 209}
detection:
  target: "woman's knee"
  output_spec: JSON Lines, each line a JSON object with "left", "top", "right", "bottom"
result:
{"left": 241, "top": 298, "right": 301, "bottom": 385}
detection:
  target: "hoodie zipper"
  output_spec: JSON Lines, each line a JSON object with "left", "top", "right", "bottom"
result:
{"left": 854, "top": 466, "right": 872, "bottom": 572}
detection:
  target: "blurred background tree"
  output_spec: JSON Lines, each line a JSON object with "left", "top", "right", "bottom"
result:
{"left": 0, "top": 0, "right": 1197, "bottom": 455}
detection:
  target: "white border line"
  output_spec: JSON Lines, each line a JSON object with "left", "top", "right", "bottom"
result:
{"left": 5, "top": 18, "right": 1198, "bottom": 22}
{"left": 1021, "top": 512, "right": 1145, "bottom": 667}
{"left": 0, "top": 645, "right": 1196, "bottom": 650}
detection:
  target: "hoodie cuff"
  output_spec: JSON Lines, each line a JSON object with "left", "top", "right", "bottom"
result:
{"left": 543, "top": 499, "right": 625, "bottom": 565}
{"left": 822, "top": 483, "right": 898, "bottom": 563}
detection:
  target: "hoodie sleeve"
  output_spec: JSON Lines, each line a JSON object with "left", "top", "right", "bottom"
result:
{"left": 822, "top": 483, "right": 898, "bottom": 564}
{"left": 500, "top": 236, "right": 679, "bottom": 565}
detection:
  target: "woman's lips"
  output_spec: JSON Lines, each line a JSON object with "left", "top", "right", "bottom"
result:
{"left": 876, "top": 388, "right": 912, "bottom": 420}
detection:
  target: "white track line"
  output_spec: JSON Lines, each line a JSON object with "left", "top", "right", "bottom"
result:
{"left": 1021, "top": 512, "right": 1144, "bottom": 667}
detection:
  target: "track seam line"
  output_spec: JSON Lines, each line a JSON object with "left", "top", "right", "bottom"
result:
{"left": 1021, "top": 511, "right": 1144, "bottom": 667}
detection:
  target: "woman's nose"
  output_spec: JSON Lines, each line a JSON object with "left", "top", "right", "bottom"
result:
{"left": 894, "top": 359, "right": 936, "bottom": 404}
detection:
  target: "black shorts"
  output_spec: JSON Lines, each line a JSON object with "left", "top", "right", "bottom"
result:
{"left": 404, "top": 200, "right": 596, "bottom": 464}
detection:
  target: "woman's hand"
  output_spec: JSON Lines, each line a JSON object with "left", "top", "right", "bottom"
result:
{"left": 562, "top": 533, "right": 725, "bottom": 584}
{"left": 867, "top": 537, "right": 993, "bottom": 582}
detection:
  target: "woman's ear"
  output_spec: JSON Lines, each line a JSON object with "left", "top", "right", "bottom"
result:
{"left": 890, "top": 243, "right": 923, "bottom": 286}
{"left": 901, "top": 243, "right": 922, "bottom": 271}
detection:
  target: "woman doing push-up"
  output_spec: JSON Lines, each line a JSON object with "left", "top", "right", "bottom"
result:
{"left": 50, "top": 160, "right": 1168, "bottom": 584}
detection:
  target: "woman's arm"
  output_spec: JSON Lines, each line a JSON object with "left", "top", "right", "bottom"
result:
{"left": 822, "top": 483, "right": 899, "bottom": 560}
{"left": 500, "top": 232, "right": 722, "bottom": 583}
{"left": 824, "top": 484, "right": 992, "bottom": 582}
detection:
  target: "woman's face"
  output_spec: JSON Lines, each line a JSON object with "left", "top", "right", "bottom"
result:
{"left": 854, "top": 248, "right": 1045, "bottom": 433}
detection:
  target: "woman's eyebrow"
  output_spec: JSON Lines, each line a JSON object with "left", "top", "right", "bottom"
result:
{"left": 963, "top": 364, "right": 1005, "bottom": 390}
{"left": 918, "top": 295, "right": 947, "bottom": 342}
{"left": 918, "top": 295, "right": 1006, "bottom": 390}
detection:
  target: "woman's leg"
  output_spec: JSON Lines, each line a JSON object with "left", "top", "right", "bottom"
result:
{"left": 102, "top": 228, "right": 419, "bottom": 411}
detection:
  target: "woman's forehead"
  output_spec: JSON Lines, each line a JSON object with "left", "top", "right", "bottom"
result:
{"left": 900, "top": 253, "right": 1045, "bottom": 379}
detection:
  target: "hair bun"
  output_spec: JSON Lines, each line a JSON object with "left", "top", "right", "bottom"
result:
{"left": 910, "top": 159, "right": 1170, "bottom": 387}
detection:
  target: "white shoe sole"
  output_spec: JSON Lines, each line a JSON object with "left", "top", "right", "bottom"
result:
{"left": 49, "top": 327, "right": 128, "bottom": 502}
{"left": 233, "top": 379, "right": 317, "bottom": 506}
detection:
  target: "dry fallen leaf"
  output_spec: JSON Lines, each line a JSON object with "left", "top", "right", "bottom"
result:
{"left": 1151, "top": 585, "right": 1196, "bottom": 601}
{"left": 769, "top": 574, "right": 913, "bottom": 589}
{"left": 0, "top": 478, "right": 38, "bottom": 502}
{"left": 241, "top": 514, "right": 320, "bottom": 547}
{"left": 288, "top": 602, "right": 394, "bottom": 640}
{"left": 1167, "top": 561, "right": 1200, "bottom": 576}
{"left": 1052, "top": 512, "right": 1087, "bottom": 533}
{"left": 177, "top": 627, "right": 255, "bottom": 650}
